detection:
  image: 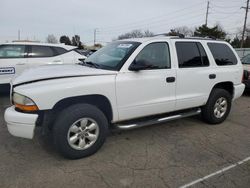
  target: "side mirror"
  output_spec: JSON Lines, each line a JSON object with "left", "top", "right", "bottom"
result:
{"left": 128, "top": 60, "right": 146, "bottom": 71}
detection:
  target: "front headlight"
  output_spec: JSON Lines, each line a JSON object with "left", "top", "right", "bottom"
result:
{"left": 13, "top": 93, "right": 39, "bottom": 112}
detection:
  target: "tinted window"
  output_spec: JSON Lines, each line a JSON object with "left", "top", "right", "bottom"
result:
{"left": 52, "top": 47, "right": 68, "bottom": 55}
{"left": 176, "top": 42, "right": 209, "bottom": 68}
{"left": 207, "top": 43, "right": 237, "bottom": 66}
{"left": 135, "top": 42, "right": 171, "bottom": 69}
{"left": 30, "top": 46, "right": 54, "bottom": 57}
{"left": 0, "top": 45, "right": 25, "bottom": 58}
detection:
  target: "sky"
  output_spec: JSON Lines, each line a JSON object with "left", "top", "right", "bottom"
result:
{"left": 0, "top": 0, "right": 246, "bottom": 45}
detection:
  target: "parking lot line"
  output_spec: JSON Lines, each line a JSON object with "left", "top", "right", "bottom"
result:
{"left": 179, "top": 156, "right": 250, "bottom": 188}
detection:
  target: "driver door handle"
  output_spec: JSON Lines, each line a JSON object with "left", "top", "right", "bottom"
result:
{"left": 166, "top": 77, "right": 176, "bottom": 83}
{"left": 16, "top": 63, "right": 25, "bottom": 65}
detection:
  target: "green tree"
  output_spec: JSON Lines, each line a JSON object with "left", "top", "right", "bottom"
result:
{"left": 243, "top": 36, "right": 250, "bottom": 48}
{"left": 59, "top": 35, "right": 71, "bottom": 45}
{"left": 72, "top": 35, "right": 81, "bottom": 46}
{"left": 230, "top": 37, "right": 241, "bottom": 48}
{"left": 194, "top": 24, "right": 226, "bottom": 39}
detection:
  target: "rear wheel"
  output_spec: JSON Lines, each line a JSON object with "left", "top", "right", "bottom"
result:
{"left": 53, "top": 103, "right": 108, "bottom": 159}
{"left": 202, "top": 89, "right": 232, "bottom": 124}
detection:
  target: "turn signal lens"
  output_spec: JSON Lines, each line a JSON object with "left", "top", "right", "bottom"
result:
{"left": 14, "top": 103, "right": 39, "bottom": 112}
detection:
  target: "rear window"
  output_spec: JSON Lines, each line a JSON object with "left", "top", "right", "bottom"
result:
{"left": 175, "top": 42, "right": 209, "bottom": 68}
{"left": 30, "top": 45, "right": 54, "bottom": 57}
{"left": 52, "top": 47, "right": 68, "bottom": 55}
{"left": 207, "top": 43, "right": 237, "bottom": 66}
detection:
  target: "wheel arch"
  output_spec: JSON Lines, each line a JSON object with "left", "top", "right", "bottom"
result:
{"left": 211, "top": 81, "right": 234, "bottom": 97}
{"left": 52, "top": 94, "right": 113, "bottom": 122}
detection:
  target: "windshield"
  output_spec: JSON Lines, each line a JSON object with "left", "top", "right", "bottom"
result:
{"left": 242, "top": 54, "right": 250, "bottom": 64}
{"left": 84, "top": 41, "right": 141, "bottom": 70}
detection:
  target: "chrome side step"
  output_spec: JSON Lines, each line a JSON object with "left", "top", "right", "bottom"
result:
{"left": 115, "top": 108, "right": 201, "bottom": 130}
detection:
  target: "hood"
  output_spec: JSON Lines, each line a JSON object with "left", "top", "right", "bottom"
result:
{"left": 12, "top": 64, "right": 117, "bottom": 85}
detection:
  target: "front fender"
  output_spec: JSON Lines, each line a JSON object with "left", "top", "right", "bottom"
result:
{"left": 13, "top": 75, "right": 119, "bottom": 121}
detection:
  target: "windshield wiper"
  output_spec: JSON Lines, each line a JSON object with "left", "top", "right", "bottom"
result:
{"left": 85, "top": 61, "right": 101, "bottom": 69}
{"left": 78, "top": 60, "right": 100, "bottom": 69}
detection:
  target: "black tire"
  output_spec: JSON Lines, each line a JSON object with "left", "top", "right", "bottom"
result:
{"left": 53, "top": 103, "right": 109, "bottom": 159}
{"left": 202, "top": 88, "right": 232, "bottom": 124}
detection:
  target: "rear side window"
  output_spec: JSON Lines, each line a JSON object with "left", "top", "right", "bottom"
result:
{"left": 207, "top": 43, "right": 237, "bottom": 66}
{"left": 0, "top": 45, "right": 25, "bottom": 58}
{"left": 176, "top": 42, "right": 209, "bottom": 68}
{"left": 30, "top": 45, "right": 54, "bottom": 57}
{"left": 52, "top": 47, "right": 68, "bottom": 55}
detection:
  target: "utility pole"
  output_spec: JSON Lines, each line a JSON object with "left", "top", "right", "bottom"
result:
{"left": 94, "top": 28, "right": 98, "bottom": 46}
{"left": 18, "top": 29, "right": 20, "bottom": 40}
{"left": 205, "top": 1, "right": 210, "bottom": 26}
{"left": 241, "top": 0, "right": 250, "bottom": 48}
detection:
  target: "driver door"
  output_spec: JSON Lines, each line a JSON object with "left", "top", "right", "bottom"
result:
{"left": 116, "top": 42, "right": 176, "bottom": 121}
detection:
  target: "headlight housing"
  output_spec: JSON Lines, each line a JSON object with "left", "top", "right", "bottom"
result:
{"left": 13, "top": 93, "right": 39, "bottom": 112}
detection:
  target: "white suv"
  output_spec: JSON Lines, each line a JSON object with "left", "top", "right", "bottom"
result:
{"left": 0, "top": 42, "right": 86, "bottom": 85}
{"left": 4, "top": 36, "right": 245, "bottom": 159}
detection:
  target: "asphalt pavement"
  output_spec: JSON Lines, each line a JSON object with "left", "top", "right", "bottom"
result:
{"left": 0, "top": 93, "right": 249, "bottom": 188}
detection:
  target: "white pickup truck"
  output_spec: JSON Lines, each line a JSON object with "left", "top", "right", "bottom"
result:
{"left": 4, "top": 36, "right": 245, "bottom": 159}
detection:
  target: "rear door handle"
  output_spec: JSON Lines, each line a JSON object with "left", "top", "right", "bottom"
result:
{"left": 166, "top": 77, "right": 176, "bottom": 83}
{"left": 209, "top": 74, "right": 216, "bottom": 79}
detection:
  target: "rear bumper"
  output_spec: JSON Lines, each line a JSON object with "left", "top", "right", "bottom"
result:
{"left": 233, "top": 83, "right": 245, "bottom": 100}
{"left": 4, "top": 106, "right": 38, "bottom": 139}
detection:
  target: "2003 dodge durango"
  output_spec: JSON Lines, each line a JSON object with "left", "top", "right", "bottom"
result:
{"left": 4, "top": 36, "right": 245, "bottom": 159}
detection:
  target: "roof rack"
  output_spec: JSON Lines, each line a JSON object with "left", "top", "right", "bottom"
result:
{"left": 180, "top": 36, "right": 223, "bottom": 41}
{"left": 153, "top": 33, "right": 185, "bottom": 38}
{"left": 153, "top": 33, "right": 220, "bottom": 40}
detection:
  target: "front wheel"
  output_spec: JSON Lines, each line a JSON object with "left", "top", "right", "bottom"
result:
{"left": 53, "top": 103, "right": 109, "bottom": 159}
{"left": 202, "top": 89, "right": 232, "bottom": 124}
